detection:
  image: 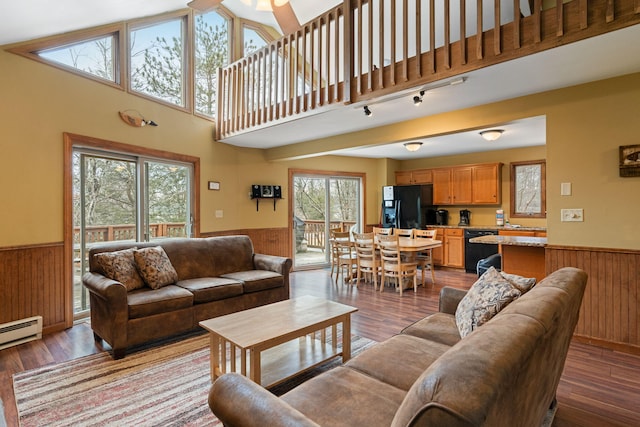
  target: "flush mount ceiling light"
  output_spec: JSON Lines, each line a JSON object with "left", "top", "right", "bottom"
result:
{"left": 404, "top": 142, "right": 423, "bottom": 152}
{"left": 255, "top": 0, "right": 289, "bottom": 12}
{"left": 189, "top": 0, "right": 289, "bottom": 12}
{"left": 363, "top": 106, "right": 372, "bottom": 117}
{"left": 479, "top": 129, "right": 504, "bottom": 141}
{"left": 413, "top": 91, "right": 425, "bottom": 106}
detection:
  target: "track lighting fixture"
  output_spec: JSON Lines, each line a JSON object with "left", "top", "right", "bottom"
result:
{"left": 413, "top": 91, "right": 425, "bottom": 106}
{"left": 363, "top": 106, "right": 372, "bottom": 117}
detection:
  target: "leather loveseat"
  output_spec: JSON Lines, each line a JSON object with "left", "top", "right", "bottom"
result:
{"left": 82, "top": 235, "right": 292, "bottom": 359}
{"left": 209, "top": 267, "right": 587, "bottom": 427}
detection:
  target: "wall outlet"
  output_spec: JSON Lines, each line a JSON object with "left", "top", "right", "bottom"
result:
{"left": 561, "top": 209, "right": 583, "bottom": 222}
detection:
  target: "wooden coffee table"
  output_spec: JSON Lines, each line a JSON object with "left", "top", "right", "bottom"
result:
{"left": 199, "top": 296, "right": 358, "bottom": 387}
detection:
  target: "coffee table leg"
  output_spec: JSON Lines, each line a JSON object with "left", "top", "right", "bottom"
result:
{"left": 342, "top": 315, "right": 352, "bottom": 363}
{"left": 250, "top": 348, "right": 261, "bottom": 385}
{"left": 210, "top": 333, "right": 219, "bottom": 382}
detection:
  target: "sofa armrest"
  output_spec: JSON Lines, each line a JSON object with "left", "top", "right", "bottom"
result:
{"left": 439, "top": 286, "right": 468, "bottom": 315}
{"left": 82, "top": 272, "right": 128, "bottom": 304}
{"left": 209, "top": 373, "right": 320, "bottom": 427}
{"left": 253, "top": 253, "right": 292, "bottom": 275}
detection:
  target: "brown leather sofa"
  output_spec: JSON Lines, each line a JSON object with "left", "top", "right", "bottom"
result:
{"left": 208, "top": 267, "right": 587, "bottom": 427}
{"left": 82, "top": 235, "right": 292, "bottom": 359}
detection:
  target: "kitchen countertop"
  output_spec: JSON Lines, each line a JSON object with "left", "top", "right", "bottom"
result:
{"left": 426, "top": 225, "right": 547, "bottom": 232}
{"left": 468, "top": 235, "right": 547, "bottom": 247}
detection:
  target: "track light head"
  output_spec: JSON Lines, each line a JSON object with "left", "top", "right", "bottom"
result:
{"left": 363, "top": 106, "right": 372, "bottom": 117}
{"left": 413, "top": 91, "right": 425, "bottom": 106}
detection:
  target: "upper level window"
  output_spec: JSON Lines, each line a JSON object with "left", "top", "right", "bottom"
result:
{"left": 195, "top": 11, "right": 230, "bottom": 118}
{"left": 130, "top": 18, "right": 186, "bottom": 107}
{"left": 37, "top": 34, "right": 117, "bottom": 82}
{"left": 244, "top": 27, "right": 268, "bottom": 56}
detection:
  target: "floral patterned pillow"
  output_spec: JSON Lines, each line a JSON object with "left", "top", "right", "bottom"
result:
{"left": 499, "top": 270, "right": 536, "bottom": 293}
{"left": 94, "top": 248, "right": 144, "bottom": 291}
{"left": 133, "top": 246, "right": 178, "bottom": 289}
{"left": 455, "top": 267, "right": 522, "bottom": 338}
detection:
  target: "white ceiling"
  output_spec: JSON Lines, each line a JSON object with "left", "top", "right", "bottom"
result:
{"left": 2, "top": 1, "right": 639, "bottom": 160}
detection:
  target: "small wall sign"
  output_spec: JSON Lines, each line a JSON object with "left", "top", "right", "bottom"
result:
{"left": 619, "top": 145, "right": 640, "bottom": 177}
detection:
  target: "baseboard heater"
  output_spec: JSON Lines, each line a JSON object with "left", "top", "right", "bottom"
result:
{"left": 0, "top": 316, "right": 43, "bottom": 350}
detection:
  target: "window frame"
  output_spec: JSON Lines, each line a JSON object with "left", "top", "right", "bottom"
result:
{"left": 509, "top": 160, "right": 547, "bottom": 219}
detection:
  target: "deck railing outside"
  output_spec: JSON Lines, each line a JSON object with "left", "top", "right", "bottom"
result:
{"left": 216, "top": 0, "right": 640, "bottom": 140}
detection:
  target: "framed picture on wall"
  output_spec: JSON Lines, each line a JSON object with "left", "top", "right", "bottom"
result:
{"left": 619, "top": 144, "right": 640, "bottom": 177}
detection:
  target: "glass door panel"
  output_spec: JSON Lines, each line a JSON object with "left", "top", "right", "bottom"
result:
{"left": 145, "top": 161, "right": 192, "bottom": 241}
{"left": 74, "top": 153, "right": 138, "bottom": 315}
{"left": 292, "top": 174, "right": 362, "bottom": 269}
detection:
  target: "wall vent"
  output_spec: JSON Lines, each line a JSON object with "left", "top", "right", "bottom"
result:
{"left": 0, "top": 316, "right": 43, "bottom": 350}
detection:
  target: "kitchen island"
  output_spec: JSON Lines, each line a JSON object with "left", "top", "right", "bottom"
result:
{"left": 469, "top": 235, "right": 546, "bottom": 282}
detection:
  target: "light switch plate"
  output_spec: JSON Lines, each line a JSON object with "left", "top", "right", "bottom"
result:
{"left": 561, "top": 182, "right": 572, "bottom": 196}
{"left": 561, "top": 209, "right": 583, "bottom": 222}
{"left": 215, "top": 210, "right": 223, "bottom": 218}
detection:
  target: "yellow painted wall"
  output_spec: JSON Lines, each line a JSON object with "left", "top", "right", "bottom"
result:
{"left": 1, "top": 47, "right": 639, "bottom": 250}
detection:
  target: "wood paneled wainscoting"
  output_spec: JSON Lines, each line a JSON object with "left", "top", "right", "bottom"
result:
{"left": 546, "top": 245, "right": 640, "bottom": 355}
{"left": 0, "top": 243, "right": 67, "bottom": 334}
{"left": 201, "top": 228, "right": 290, "bottom": 258}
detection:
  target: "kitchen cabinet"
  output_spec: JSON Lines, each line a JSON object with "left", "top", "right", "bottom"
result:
{"left": 431, "top": 163, "right": 500, "bottom": 205}
{"left": 472, "top": 163, "right": 501, "bottom": 204}
{"left": 395, "top": 169, "right": 432, "bottom": 185}
{"left": 498, "top": 230, "right": 547, "bottom": 237}
{"left": 428, "top": 227, "right": 464, "bottom": 268}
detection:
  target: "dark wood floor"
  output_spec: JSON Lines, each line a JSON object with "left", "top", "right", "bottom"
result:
{"left": 1, "top": 268, "right": 639, "bottom": 426}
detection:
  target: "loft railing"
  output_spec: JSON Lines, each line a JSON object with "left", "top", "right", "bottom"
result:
{"left": 216, "top": 0, "right": 640, "bottom": 140}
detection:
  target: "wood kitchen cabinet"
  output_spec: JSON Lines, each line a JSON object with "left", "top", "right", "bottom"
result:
{"left": 499, "top": 230, "right": 547, "bottom": 237}
{"left": 431, "top": 163, "right": 500, "bottom": 205}
{"left": 428, "top": 227, "right": 464, "bottom": 268}
{"left": 395, "top": 169, "right": 432, "bottom": 185}
{"left": 472, "top": 163, "right": 502, "bottom": 204}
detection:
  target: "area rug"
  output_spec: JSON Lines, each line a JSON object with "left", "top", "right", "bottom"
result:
{"left": 13, "top": 333, "right": 376, "bottom": 427}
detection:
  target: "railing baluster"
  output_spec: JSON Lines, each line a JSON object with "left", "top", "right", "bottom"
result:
{"left": 309, "top": 22, "right": 315, "bottom": 110}
{"left": 445, "top": 0, "right": 451, "bottom": 69}
{"left": 391, "top": 0, "right": 396, "bottom": 85}
{"left": 460, "top": 0, "right": 467, "bottom": 64}
{"left": 556, "top": 0, "right": 564, "bottom": 37}
{"left": 293, "top": 31, "right": 299, "bottom": 114}
{"left": 379, "top": 0, "right": 385, "bottom": 89}
{"left": 368, "top": 0, "right": 374, "bottom": 91}
{"left": 402, "top": 0, "right": 408, "bottom": 81}
{"left": 579, "top": 0, "right": 588, "bottom": 29}
{"left": 416, "top": 0, "right": 422, "bottom": 77}
{"left": 606, "top": 0, "right": 615, "bottom": 22}
{"left": 429, "top": 0, "right": 435, "bottom": 72}
{"left": 325, "top": 14, "right": 331, "bottom": 104}
{"left": 302, "top": 27, "right": 307, "bottom": 112}
{"left": 534, "top": 0, "right": 542, "bottom": 43}
{"left": 513, "top": 0, "right": 520, "bottom": 49}
{"left": 317, "top": 17, "right": 323, "bottom": 106}
{"left": 494, "top": 0, "right": 501, "bottom": 55}
{"left": 357, "top": 0, "right": 363, "bottom": 94}
{"left": 337, "top": 7, "right": 343, "bottom": 103}
{"left": 477, "top": 0, "right": 484, "bottom": 58}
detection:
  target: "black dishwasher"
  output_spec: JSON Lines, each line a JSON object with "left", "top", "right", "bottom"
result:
{"left": 464, "top": 229, "right": 499, "bottom": 273}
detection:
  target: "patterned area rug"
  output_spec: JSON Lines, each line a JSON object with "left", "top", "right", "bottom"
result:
{"left": 13, "top": 333, "right": 376, "bottom": 427}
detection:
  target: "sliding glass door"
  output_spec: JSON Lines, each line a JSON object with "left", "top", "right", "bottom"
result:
{"left": 292, "top": 173, "right": 362, "bottom": 269}
{"left": 73, "top": 150, "right": 193, "bottom": 316}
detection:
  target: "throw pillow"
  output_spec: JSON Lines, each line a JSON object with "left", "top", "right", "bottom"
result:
{"left": 455, "top": 267, "right": 522, "bottom": 338}
{"left": 499, "top": 270, "right": 536, "bottom": 293}
{"left": 94, "top": 248, "right": 144, "bottom": 291}
{"left": 134, "top": 246, "right": 179, "bottom": 289}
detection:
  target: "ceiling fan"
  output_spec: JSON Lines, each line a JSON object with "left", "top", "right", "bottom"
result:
{"left": 188, "top": 0, "right": 290, "bottom": 12}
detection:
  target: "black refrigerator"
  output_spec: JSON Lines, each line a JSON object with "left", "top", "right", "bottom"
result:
{"left": 381, "top": 185, "right": 434, "bottom": 229}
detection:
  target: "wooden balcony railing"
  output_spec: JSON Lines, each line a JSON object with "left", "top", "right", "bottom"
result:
{"left": 216, "top": 0, "right": 640, "bottom": 140}
{"left": 73, "top": 223, "right": 187, "bottom": 245}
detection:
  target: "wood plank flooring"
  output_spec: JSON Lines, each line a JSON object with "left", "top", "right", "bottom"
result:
{"left": 1, "top": 268, "right": 639, "bottom": 426}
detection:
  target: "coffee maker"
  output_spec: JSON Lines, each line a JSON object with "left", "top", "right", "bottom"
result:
{"left": 435, "top": 209, "right": 449, "bottom": 226}
{"left": 459, "top": 209, "right": 471, "bottom": 226}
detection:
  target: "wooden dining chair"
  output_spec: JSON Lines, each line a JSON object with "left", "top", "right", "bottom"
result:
{"left": 330, "top": 230, "right": 356, "bottom": 284}
{"left": 393, "top": 228, "right": 414, "bottom": 238}
{"left": 414, "top": 229, "right": 437, "bottom": 286}
{"left": 377, "top": 234, "right": 418, "bottom": 295}
{"left": 352, "top": 232, "right": 380, "bottom": 290}
{"left": 372, "top": 226, "right": 393, "bottom": 236}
